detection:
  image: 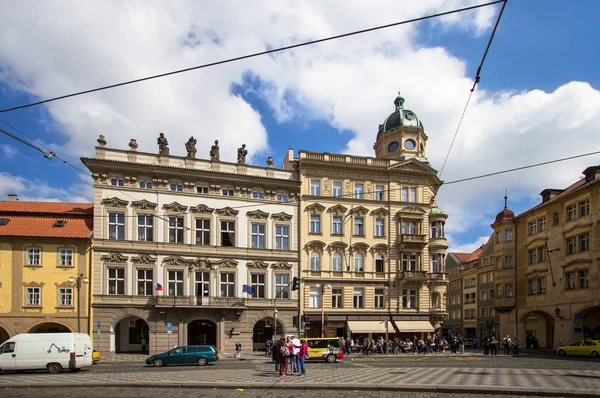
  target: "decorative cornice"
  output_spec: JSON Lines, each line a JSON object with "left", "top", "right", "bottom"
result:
{"left": 131, "top": 254, "right": 157, "bottom": 265}
{"left": 327, "top": 241, "right": 348, "bottom": 253}
{"left": 305, "top": 240, "right": 326, "bottom": 253}
{"left": 305, "top": 203, "right": 326, "bottom": 214}
{"left": 101, "top": 197, "right": 129, "bottom": 208}
{"left": 131, "top": 199, "right": 157, "bottom": 210}
{"left": 524, "top": 267, "right": 548, "bottom": 277}
{"left": 22, "top": 281, "right": 45, "bottom": 287}
{"left": 370, "top": 243, "right": 389, "bottom": 255}
{"left": 214, "top": 259, "right": 239, "bottom": 269}
{"left": 271, "top": 212, "right": 293, "bottom": 222}
{"left": 101, "top": 252, "right": 129, "bottom": 264}
{"left": 350, "top": 242, "right": 370, "bottom": 254}
{"left": 162, "top": 202, "right": 188, "bottom": 213}
{"left": 397, "top": 206, "right": 427, "bottom": 214}
{"left": 215, "top": 206, "right": 239, "bottom": 217}
{"left": 246, "top": 210, "right": 270, "bottom": 220}
{"left": 350, "top": 206, "right": 369, "bottom": 217}
{"left": 371, "top": 207, "right": 389, "bottom": 217}
{"left": 191, "top": 257, "right": 212, "bottom": 269}
{"left": 562, "top": 258, "right": 592, "bottom": 269}
{"left": 327, "top": 204, "right": 348, "bottom": 216}
{"left": 189, "top": 204, "right": 215, "bottom": 214}
{"left": 247, "top": 260, "right": 269, "bottom": 270}
{"left": 563, "top": 221, "right": 593, "bottom": 235}
{"left": 55, "top": 281, "right": 72, "bottom": 288}
{"left": 163, "top": 256, "right": 189, "bottom": 266}
{"left": 271, "top": 261, "right": 293, "bottom": 270}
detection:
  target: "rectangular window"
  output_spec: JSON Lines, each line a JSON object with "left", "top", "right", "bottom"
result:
{"left": 578, "top": 270, "right": 589, "bottom": 288}
{"left": 276, "top": 192, "right": 289, "bottom": 202}
{"left": 25, "top": 287, "right": 41, "bottom": 305}
{"left": 504, "top": 229, "right": 513, "bottom": 241}
{"left": 579, "top": 233, "right": 589, "bottom": 252}
{"left": 431, "top": 254, "right": 442, "bottom": 273}
{"left": 309, "top": 287, "right": 321, "bottom": 308}
{"left": 196, "top": 185, "right": 209, "bottom": 194}
{"left": 528, "top": 249, "right": 536, "bottom": 265}
{"left": 375, "top": 255, "right": 385, "bottom": 273}
{"left": 251, "top": 190, "right": 265, "bottom": 199}
{"left": 110, "top": 177, "right": 124, "bottom": 186}
{"left": 107, "top": 267, "right": 125, "bottom": 295}
{"left": 401, "top": 187, "right": 417, "bottom": 202}
{"left": 566, "top": 205, "right": 576, "bottom": 221}
{"left": 220, "top": 272, "right": 235, "bottom": 298}
{"left": 566, "top": 271, "right": 575, "bottom": 290}
{"left": 275, "top": 225, "right": 289, "bottom": 250}
{"left": 310, "top": 215, "right": 321, "bottom": 234}
{"left": 168, "top": 216, "right": 185, "bottom": 244}
{"left": 195, "top": 271, "right": 210, "bottom": 298}
{"left": 354, "top": 254, "right": 364, "bottom": 272}
{"left": 375, "top": 219, "right": 385, "bottom": 237}
{"left": 332, "top": 253, "right": 343, "bottom": 272}
{"left": 332, "top": 216, "right": 343, "bottom": 235}
{"left": 504, "top": 255, "right": 513, "bottom": 269}
{"left": 401, "top": 221, "right": 417, "bottom": 235}
{"left": 170, "top": 183, "right": 183, "bottom": 192}
{"left": 566, "top": 237, "right": 576, "bottom": 255}
{"left": 374, "top": 289, "right": 385, "bottom": 309}
{"left": 553, "top": 212, "right": 559, "bottom": 226}
{"left": 310, "top": 180, "right": 320, "bottom": 195}
{"left": 495, "top": 231, "right": 501, "bottom": 243}
{"left": 402, "top": 289, "right": 417, "bottom": 309}
{"left": 332, "top": 182, "right": 342, "bottom": 197}
{"left": 250, "top": 273, "right": 265, "bottom": 299}
{"left": 504, "top": 284, "right": 514, "bottom": 298}
{"left": 137, "top": 269, "right": 153, "bottom": 296}
{"left": 137, "top": 214, "right": 154, "bottom": 242}
{"left": 58, "top": 248, "right": 73, "bottom": 267}
{"left": 354, "top": 183, "right": 364, "bottom": 199}
{"left": 402, "top": 254, "right": 417, "bottom": 271}
{"left": 353, "top": 217, "right": 364, "bottom": 236}
{"left": 579, "top": 199, "right": 590, "bottom": 217}
{"left": 331, "top": 288, "right": 343, "bottom": 308}
{"left": 481, "top": 307, "right": 487, "bottom": 318}
{"left": 195, "top": 218, "right": 210, "bottom": 246}
{"left": 481, "top": 290, "right": 488, "bottom": 300}
{"left": 490, "top": 289, "right": 495, "bottom": 299}
{"left": 538, "top": 246, "right": 546, "bottom": 262}
{"left": 353, "top": 288, "right": 364, "bottom": 308}
{"left": 139, "top": 180, "right": 153, "bottom": 189}
{"left": 538, "top": 217, "right": 546, "bottom": 232}
{"left": 275, "top": 274, "right": 290, "bottom": 299}
{"left": 310, "top": 252, "right": 321, "bottom": 271}
{"left": 221, "top": 187, "right": 234, "bottom": 196}
{"left": 528, "top": 222, "right": 536, "bottom": 235}
{"left": 251, "top": 223, "right": 266, "bottom": 249}
{"left": 527, "top": 280, "right": 535, "bottom": 296}
{"left": 537, "top": 278, "right": 546, "bottom": 294}
{"left": 58, "top": 287, "right": 73, "bottom": 306}
{"left": 108, "top": 212, "right": 125, "bottom": 240}
{"left": 375, "top": 185, "right": 385, "bottom": 201}
{"left": 220, "top": 220, "right": 235, "bottom": 247}
{"left": 168, "top": 270, "right": 184, "bottom": 296}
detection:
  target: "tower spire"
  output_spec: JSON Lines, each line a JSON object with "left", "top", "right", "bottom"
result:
{"left": 504, "top": 189, "right": 508, "bottom": 209}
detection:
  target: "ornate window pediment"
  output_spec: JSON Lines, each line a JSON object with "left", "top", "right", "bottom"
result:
{"left": 327, "top": 204, "right": 348, "bottom": 216}
{"left": 101, "top": 197, "right": 129, "bottom": 208}
{"left": 101, "top": 252, "right": 129, "bottom": 264}
{"left": 305, "top": 203, "right": 325, "bottom": 214}
{"left": 305, "top": 240, "right": 326, "bottom": 253}
{"left": 247, "top": 260, "right": 269, "bottom": 269}
{"left": 327, "top": 241, "right": 348, "bottom": 253}
{"left": 397, "top": 206, "right": 426, "bottom": 215}
{"left": 189, "top": 204, "right": 215, "bottom": 214}
{"left": 191, "top": 257, "right": 212, "bottom": 269}
{"left": 524, "top": 267, "right": 548, "bottom": 277}
{"left": 162, "top": 256, "right": 189, "bottom": 266}
{"left": 131, "top": 254, "right": 157, "bottom": 265}
{"left": 370, "top": 243, "right": 389, "bottom": 255}
{"left": 247, "top": 210, "right": 270, "bottom": 220}
{"left": 162, "top": 202, "right": 188, "bottom": 213}
{"left": 55, "top": 281, "right": 72, "bottom": 288}
{"left": 350, "top": 206, "right": 369, "bottom": 217}
{"left": 22, "top": 281, "right": 45, "bottom": 287}
{"left": 272, "top": 261, "right": 293, "bottom": 270}
{"left": 271, "top": 212, "right": 293, "bottom": 222}
{"left": 214, "top": 259, "right": 239, "bottom": 269}
{"left": 350, "top": 242, "right": 370, "bottom": 254}
{"left": 371, "top": 207, "right": 389, "bottom": 217}
{"left": 216, "top": 207, "right": 239, "bottom": 217}
{"left": 131, "top": 199, "right": 157, "bottom": 210}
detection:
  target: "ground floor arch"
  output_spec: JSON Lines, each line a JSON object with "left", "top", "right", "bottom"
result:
{"left": 188, "top": 319, "right": 217, "bottom": 346}
{"left": 579, "top": 305, "right": 600, "bottom": 339}
{"left": 252, "top": 317, "right": 284, "bottom": 351}
{"left": 521, "top": 310, "right": 554, "bottom": 349}
{"left": 28, "top": 322, "right": 71, "bottom": 334}
{"left": 0, "top": 326, "right": 9, "bottom": 344}
{"left": 114, "top": 316, "right": 149, "bottom": 353}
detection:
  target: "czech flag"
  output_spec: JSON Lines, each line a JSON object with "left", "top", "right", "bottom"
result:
{"left": 156, "top": 282, "right": 163, "bottom": 291}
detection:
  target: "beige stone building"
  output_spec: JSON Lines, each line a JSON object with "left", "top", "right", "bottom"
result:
{"left": 284, "top": 93, "right": 449, "bottom": 339}
{"left": 81, "top": 136, "right": 300, "bottom": 355}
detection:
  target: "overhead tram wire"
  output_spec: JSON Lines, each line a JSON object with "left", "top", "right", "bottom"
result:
{"left": 0, "top": 0, "right": 504, "bottom": 114}
{"left": 438, "top": 0, "right": 508, "bottom": 180}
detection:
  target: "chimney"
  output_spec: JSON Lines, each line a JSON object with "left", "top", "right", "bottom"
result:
{"left": 7, "top": 194, "right": 18, "bottom": 202}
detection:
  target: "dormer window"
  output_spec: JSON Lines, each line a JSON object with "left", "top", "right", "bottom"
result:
{"left": 110, "top": 177, "right": 124, "bottom": 187}
{"left": 139, "top": 180, "right": 153, "bottom": 189}
{"left": 170, "top": 183, "right": 183, "bottom": 192}
{"left": 196, "top": 185, "right": 209, "bottom": 194}
{"left": 252, "top": 190, "right": 265, "bottom": 199}
{"left": 221, "top": 187, "right": 234, "bottom": 196}
{"left": 53, "top": 220, "right": 67, "bottom": 228}
{"left": 0, "top": 218, "right": 9, "bottom": 226}
{"left": 276, "top": 192, "right": 288, "bottom": 202}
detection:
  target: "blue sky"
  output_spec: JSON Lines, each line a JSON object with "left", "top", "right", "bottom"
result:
{"left": 1, "top": 0, "right": 599, "bottom": 253}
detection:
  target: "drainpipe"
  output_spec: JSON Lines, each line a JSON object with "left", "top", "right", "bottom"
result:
{"left": 514, "top": 219, "right": 519, "bottom": 350}
{"left": 297, "top": 183, "right": 302, "bottom": 338}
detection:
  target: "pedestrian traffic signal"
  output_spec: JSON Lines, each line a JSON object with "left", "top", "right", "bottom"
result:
{"left": 301, "top": 314, "right": 309, "bottom": 324}
{"left": 293, "top": 315, "right": 299, "bottom": 328}
{"left": 292, "top": 277, "right": 300, "bottom": 291}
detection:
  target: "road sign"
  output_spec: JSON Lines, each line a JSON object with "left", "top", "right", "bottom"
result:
{"left": 574, "top": 313, "right": 581, "bottom": 320}
{"left": 447, "top": 325, "right": 453, "bottom": 332}
{"left": 167, "top": 322, "right": 173, "bottom": 334}
{"left": 481, "top": 326, "right": 487, "bottom": 332}
{"left": 97, "top": 320, "right": 101, "bottom": 329}
{"left": 574, "top": 318, "right": 582, "bottom": 325}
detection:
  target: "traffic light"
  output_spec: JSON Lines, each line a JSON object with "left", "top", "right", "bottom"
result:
{"left": 301, "top": 314, "right": 309, "bottom": 324}
{"left": 292, "top": 277, "right": 300, "bottom": 291}
{"left": 293, "top": 315, "right": 299, "bottom": 328}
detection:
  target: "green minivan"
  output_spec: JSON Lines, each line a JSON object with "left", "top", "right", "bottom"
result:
{"left": 146, "top": 345, "right": 219, "bottom": 367}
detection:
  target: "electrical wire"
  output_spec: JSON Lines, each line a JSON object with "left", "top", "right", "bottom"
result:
{"left": 0, "top": 0, "right": 503, "bottom": 114}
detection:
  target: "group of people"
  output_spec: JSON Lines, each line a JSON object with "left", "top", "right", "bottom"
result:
{"left": 342, "top": 335, "right": 466, "bottom": 355}
{"left": 271, "top": 336, "right": 308, "bottom": 377}
{"left": 480, "top": 335, "right": 519, "bottom": 355}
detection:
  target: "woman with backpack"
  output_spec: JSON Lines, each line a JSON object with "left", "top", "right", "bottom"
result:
{"left": 278, "top": 338, "right": 290, "bottom": 377}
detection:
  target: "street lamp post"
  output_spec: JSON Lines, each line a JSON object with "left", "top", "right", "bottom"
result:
{"left": 315, "top": 283, "right": 332, "bottom": 338}
{"left": 273, "top": 308, "right": 279, "bottom": 342}
{"left": 68, "top": 273, "right": 89, "bottom": 333}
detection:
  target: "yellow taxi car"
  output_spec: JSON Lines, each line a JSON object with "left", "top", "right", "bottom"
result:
{"left": 556, "top": 339, "right": 600, "bottom": 358}
{"left": 92, "top": 349, "right": 100, "bottom": 364}
{"left": 306, "top": 337, "right": 343, "bottom": 363}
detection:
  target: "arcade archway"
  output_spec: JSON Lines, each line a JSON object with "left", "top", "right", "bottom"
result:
{"left": 252, "top": 318, "right": 283, "bottom": 351}
{"left": 0, "top": 326, "right": 9, "bottom": 344}
{"left": 114, "top": 316, "right": 149, "bottom": 353}
{"left": 28, "top": 322, "right": 71, "bottom": 333}
{"left": 521, "top": 311, "right": 554, "bottom": 349}
{"left": 580, "top": 306, "right": 600, "bottom": 339}
{"left": 188, "top": 320, "right": 216, "bottom": 346}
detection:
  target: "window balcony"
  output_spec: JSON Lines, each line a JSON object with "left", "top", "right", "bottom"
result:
{"left": 399, "top": 234, "right": 427, "bottom": 246}
{"left": 156, "top": 296, "right": 246, "bottom": 308}
{"left": 429, "top": 237, "right": 448, "bottom": 250}
{"left": 427, "top": 272, "right": 448, "bottom": 283}
{"left": 399, "top": 270, "right": 427, "bottom": 282}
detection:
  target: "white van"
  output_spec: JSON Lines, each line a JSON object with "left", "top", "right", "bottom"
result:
{"left": 0, "top": 333, "right": 93, "bottom": 373}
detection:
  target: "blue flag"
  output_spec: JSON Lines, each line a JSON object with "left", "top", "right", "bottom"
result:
{"left": 242, "top": 284, "right": 256, "bottom": 295}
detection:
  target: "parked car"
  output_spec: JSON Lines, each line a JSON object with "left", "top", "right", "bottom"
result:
{"left": 146, "top": 345, "right": 218, "bottom": 367}
{"left": 305, "top": 338, "right": 343, "bottom": 363}
{"left": 557, "top": 340, "right": 600, "bottom": 358}
{"left": 92, "top": 349, "right": 100, "bottom": 364}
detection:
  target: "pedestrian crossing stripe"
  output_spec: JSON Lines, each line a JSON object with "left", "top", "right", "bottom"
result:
{"left": 350, "top": 357, "right": 375, "bottom": 361}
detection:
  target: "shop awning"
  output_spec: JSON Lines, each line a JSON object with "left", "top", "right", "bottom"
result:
{"left": 347, "top": 320, "right": 389, "bottom": 333}
{"left": 393, "top": 320, "right": 434, "bottom": 333}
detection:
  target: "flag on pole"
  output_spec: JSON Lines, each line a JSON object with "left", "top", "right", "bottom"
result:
{"left": 242, "top": 284, "right": 256, "bottom": 295}
{"left": 156, "top": 282, "right": 163, "bottom": 291}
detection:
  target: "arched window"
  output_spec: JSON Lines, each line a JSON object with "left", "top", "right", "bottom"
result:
{"left": 375, "top": 254, "right": 385, "bottom": 273}
{"left": 332, "top": 252, "right": 343, "bottom": 272}
{"left": 354, "top": 253, "right": 364, "bottom": 272}
{"left": 310, "top": 251, "right": 321, "bottom": 271}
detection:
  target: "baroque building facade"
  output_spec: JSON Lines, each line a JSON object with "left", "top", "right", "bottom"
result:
{"left": 285, "top": 93, "right": 449, "bottom": 339}
{"left": 81, "top": 137, "right": 300, "bottom": 355}
{"left": 0, "top": 198, "right": 93, "bottom": 343}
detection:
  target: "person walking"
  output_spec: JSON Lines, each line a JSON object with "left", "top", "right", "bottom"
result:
{"left": 234, "top": 341, "right": 242, "bottom": 359}
{"left": 512, "top": 338, "right": 519, "bottom": 355}
{"left": 278, "top": 339, "right": 289, "bottom": 377}
{"left": 272, "top": 338, "right": 280, "bottom": 372}
{"left": 490, "top": 337, "right": 498, "bottom": 355}
{"left": 297, "top": 338, "right": 308, "bottom": 376}
{"left": 483, "top": 338, "right": 489, "bottom": 355}
{"left": 459, "top": 336, "right": 465, "bottom": 354}
{"left": 503, "top": 335, "right": 511, "bottom": 355}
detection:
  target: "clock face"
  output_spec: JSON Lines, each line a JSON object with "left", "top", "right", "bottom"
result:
{"left": 388, "top": 142, "right": 399, "bottom": 152}
{"left": 405, "top": 139, "right": 416, "bottom": 149}
{"left": 405, "top": 112, "right": 415, "bottom": 120}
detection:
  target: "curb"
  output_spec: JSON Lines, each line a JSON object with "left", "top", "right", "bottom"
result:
{"left": 1, "top": 382, "right": 597, "bottom": 397}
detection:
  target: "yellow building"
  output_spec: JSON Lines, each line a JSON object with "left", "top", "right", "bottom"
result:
{"left": 284, "top": 93, "right": 449, "bottom": 339}
{"left": 0, "top": 197, "right": 93, "bottom": 343}
{"left": 492, "top": 166, "right": 600, "bottom": 348}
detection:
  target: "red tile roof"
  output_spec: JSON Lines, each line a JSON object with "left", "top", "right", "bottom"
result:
{"left": 0, "top": 202, "right": 93, "bottom": 239}
{"left": 453, "top": 246, "right": 484, "bottom": 263}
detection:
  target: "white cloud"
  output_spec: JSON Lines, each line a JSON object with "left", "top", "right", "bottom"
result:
{"left": 0, "top": 172, "right": 91, "bottom": 203}
{"left": 1, "top": 144, "right": 18, "bottom": 159}
{"left": 446, "top": 234, "right": 490, "bottom": 254}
